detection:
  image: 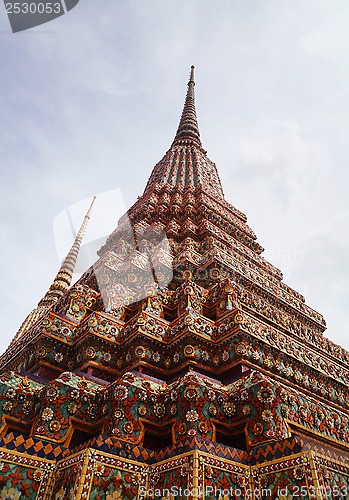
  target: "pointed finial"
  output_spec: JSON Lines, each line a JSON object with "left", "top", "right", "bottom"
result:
{"left": 189, "top": 65, "right": 195, "bottom": 84}
{"left": 173, "top": 65, "right": 201, "bottom": 146}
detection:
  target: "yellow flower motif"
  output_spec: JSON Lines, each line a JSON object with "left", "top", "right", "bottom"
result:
{"left": 0, "top": 488, "right": 21, "bottom": 500}
{"left": 2, "top": 402, "right": 13, "bottom": 412}
{"left": 42, "top": 407, "right": 54, "bottom": 421}
{"left": 261, "top": 409, "right": 273, "bottom": 421}
{"left": 186, "top": 409, "right": 199, "bottom": 422}
{"left": 94, "top": 462, "right": 105, "bottom": 476}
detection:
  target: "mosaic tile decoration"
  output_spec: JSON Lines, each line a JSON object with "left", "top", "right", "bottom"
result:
{"left": 1, "top": 67, "right": 349, "bottom": 497}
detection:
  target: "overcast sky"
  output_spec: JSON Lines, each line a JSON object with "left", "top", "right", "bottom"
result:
{"left": 0, "top": 0, "right": 348, "bottom": 354}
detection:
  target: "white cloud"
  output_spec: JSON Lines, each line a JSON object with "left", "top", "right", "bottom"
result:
{"left": 300, "top": 31, "right": 326, "bottom": 57}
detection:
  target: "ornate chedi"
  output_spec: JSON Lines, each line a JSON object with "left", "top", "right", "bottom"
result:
{"left": 0, "top": 67, "right": 349, "bottom": 499}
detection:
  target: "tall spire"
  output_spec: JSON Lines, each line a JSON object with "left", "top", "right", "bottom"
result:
{"left": 141, "top": 66, "right": 225, "bottom": 201}
{"left": 173, "top": 65, "right": 201, "bottom": 146}
{"left": 14, "top": 196, "right": 96, "bottom": 340}
{"left": 38, "top": 195, "right": 96, "bottom": 308}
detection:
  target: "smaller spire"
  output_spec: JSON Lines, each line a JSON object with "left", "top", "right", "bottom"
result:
{"left": 14, "top": 196, "right": 96, "bottom": 340}
{"left": 38, "top": 195, "right": 96, "bottom": 308}
{"left": 173, "top": 65, "right": 201, "bottom": 146}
